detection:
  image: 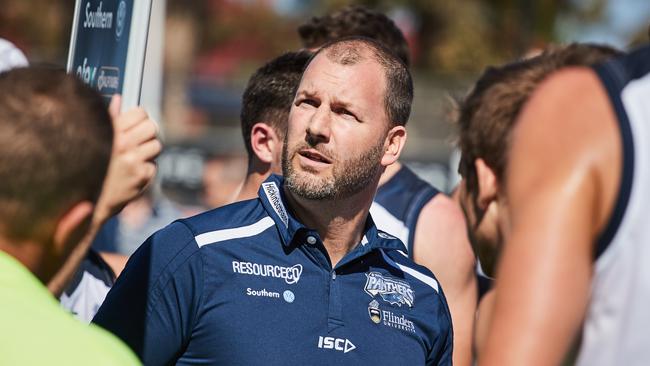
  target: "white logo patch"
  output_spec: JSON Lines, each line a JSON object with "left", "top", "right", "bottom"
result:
{"left": 232, "top": 261, "right": 303, "bottom": 284}
{"left": 377, "top": 231, "right": 397, "bottom": 240}
{"left": 368, "top": 300, "right": 381, "bottom": 324}
{"left": 262, "top": 182, "right": 289, "bottom": 228}
{"left": 364, "top": 272, "right": 415, "bottom": 308}
{"left": 318, "top": 336, "right": 356, "bottom": 354}
{"left": 97, "top": 66, "right": 120, "bottom": 93}
{"left": 115, "top": 1, "right": 126, "bottom": 38}
{"left": 283, "top": 290, "right": 295, "bottom": 303}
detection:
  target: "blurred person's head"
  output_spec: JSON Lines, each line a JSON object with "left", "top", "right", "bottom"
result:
{"left": 240, "top": 51, "right": 312, "bottom": 175}
{"left": 456, "top": 43, "right": 622, "bottom": 275}
{"left": 298, "top": 5, "right": 410, "bottom": 67}
{"left": 0, "top": 67, "right": 113, "bottom": 282}
{"left": 283, "top": 37, "right": 412, "bottom": 200}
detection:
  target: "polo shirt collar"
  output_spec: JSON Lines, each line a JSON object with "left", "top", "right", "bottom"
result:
{"left": 258, "top": 175, "right": 408, "bottom": 253}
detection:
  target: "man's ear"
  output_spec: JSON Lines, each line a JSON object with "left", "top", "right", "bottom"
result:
{"left": 53, "top": 201, "right": 94, "bottom": 256}
{"left": 380, "top": 125, "right": 407, "bottom": 167}
{"left": 475, "top": 158, "right": 498, "bottom": 210}
{"left": 251, "top": 122, "right": 281, "bottom": 165}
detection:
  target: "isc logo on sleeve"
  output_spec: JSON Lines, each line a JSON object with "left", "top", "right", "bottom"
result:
{"left": 317, "top": 336, "right": 356, "bottom": 353}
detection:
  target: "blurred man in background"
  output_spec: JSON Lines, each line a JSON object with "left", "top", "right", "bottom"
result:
{"left": 235, "top": 50, "right": 312, "bottom": 201}
{"left": 480, "top": 43, "right": 650, "bottom": 365}
{"left": 299, "top": 6, "right": 476, "bottom": 365}
{"left": 0, "top": 37, "right": 161, "bottom": 323}
{"left": 0, "top": 67, "right": 139, "bottom": 364}
{"left": 454, "top": 43, "right": 621, "bottom": 356}
{"left": 56, "top": 94, "right": 162, "bottom": 322}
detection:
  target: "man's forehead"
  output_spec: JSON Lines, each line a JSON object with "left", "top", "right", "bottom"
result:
{"left": 298, "top": 52, "right": 386, "bottom": 96}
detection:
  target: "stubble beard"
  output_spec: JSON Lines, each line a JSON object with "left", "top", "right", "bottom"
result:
{"left": 282, "top": 135, "right": 385, "bottom": 200}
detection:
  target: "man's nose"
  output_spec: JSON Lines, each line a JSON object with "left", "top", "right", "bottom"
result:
{"left": 305, "top": 105, "right": 331, "bottom": 144}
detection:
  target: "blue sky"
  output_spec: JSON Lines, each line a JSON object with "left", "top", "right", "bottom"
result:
{"left": 558, "top": 0, "right": 650, "bottom": 48}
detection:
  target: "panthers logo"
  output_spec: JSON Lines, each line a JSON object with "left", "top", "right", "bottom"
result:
{"left": 364, "top": 272, "right": 414, "bottom": 308}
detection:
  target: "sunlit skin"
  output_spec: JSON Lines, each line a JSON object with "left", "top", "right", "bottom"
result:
{"left": 479, "top": 68, "right": 621, "bottom": 365}
{"left": 456, "top": 172, "right": 503, "bottom": 357}
{"left": 236, "top": 123, "right": 284, "bottom": 201}
{"left": 282, "top": 48, "right": 406, "bottom": 267}
{"left": 286, "top": 62, "right": 389, "bottom": 193}
{"left": 457, "top": 172, "right": 503, "bottom": 277}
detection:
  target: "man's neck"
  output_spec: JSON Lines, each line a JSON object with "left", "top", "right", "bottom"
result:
{"left": 0, "top": 237, "right": 49, "bottom": 283}
{"left": 284, "top": 184, "right": 377, "bottom": 268}
{"left": 236, "top": 171, "right": 269, "bottom": 202}
{"left": 378, "top": 161, "right": 402, "bottom": 187}
{"left": 236, "top": 160, "right": 276, "bottom": 202}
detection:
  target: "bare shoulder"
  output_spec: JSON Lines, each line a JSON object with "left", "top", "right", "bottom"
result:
{"left": 413, "top": 193, "right": 476, "bottom": 277}
{"left": 420, "top": 193, "right": 467, "bottom": 235}
{"left": 480, "top": 68, "right": 620, "bottom": 365}
{"left": 510, "top": 66, "right": 620, "bottom": 234}
{"left": 414, "top": 192, "right": 478, "bottom": 366}
{"left": 513, "top": 67, "right": 615, "bottom": 162}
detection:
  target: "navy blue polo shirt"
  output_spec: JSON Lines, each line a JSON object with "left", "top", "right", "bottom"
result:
{"left": 93, "top": 175, "right": 453, "bottom": 365}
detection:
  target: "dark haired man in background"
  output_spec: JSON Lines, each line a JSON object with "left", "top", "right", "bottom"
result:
{"left": 235, "top": 50, "right": 312, "bottom": 200}
{"left": 479, "top": 43, "right": 650, "bottom": 365}
{"left": 454, "top": 43, "right": 621, "bottom": 356}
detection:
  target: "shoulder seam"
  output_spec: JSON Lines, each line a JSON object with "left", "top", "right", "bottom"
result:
{"left": 144, "top": 221, "right": 201, "bottom": 317}
{"left": 395, "top": 262, "right": 439, "bottom": 293}
{"left": 383, "top": 249, "right": 440, "bottom": 293}
{"left": 194, "top": 216, "right": 275, "bottom": 247}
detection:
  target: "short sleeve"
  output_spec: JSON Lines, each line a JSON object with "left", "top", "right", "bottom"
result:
{"left": 92, "top": 221, "right": 204, "bottom": 365}
{"left": 426, "top": 290, "right": 454, "bottom": 366}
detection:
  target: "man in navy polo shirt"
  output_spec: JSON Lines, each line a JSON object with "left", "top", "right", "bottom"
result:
{"left": 93, "top": 37, "right": 453, "bottom": 365}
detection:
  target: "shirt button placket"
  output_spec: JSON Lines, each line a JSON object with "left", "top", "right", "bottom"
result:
{"left": 327, "top": 269, "right": 343, "bottom": 332}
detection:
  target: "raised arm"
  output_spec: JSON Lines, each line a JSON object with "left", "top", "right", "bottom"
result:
{"left": 48, "top": 95, "right": 161, "bottom": 296}
{"left": 479, "top": 68, "right": 621, "bottom": 365}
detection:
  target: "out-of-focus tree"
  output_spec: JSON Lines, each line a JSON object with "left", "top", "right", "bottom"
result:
{"left": 168, "top": 0, "right": 302, "bottom": 81}
{"left": 0, "top": 0, "right": 75, "bottom": 65}
{"left": 314, "top": 0, "right": 616, "bottom": 75}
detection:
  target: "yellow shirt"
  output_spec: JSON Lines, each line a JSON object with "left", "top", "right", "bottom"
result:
{"left": 0, "top": 250, "right": 140, "bottom": 365}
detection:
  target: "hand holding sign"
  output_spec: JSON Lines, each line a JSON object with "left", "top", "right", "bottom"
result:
{"left": 93, "top": 95, "right": 162, "bottom": 226}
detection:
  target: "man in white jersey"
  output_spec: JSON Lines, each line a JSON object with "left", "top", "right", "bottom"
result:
{"left": 454, "top": 43, "right": 621, "bottom": 357}
{"left": 480, "top": 44, "right": 650, "bottom": 365}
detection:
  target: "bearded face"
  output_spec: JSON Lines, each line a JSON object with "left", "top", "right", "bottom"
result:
{"left": 282, "top": 132, "right": 385, "bottom": 200}
{"left": 282, "top": 50, "right": 396, "bottom": 202}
